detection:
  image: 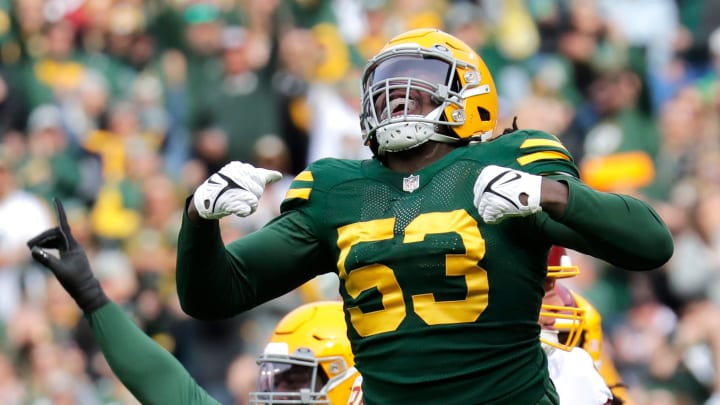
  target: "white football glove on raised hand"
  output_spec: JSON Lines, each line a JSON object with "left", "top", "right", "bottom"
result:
{"left": 473, "top": 165, "right": 543, "bottom": 224}
{"left": 193, "top": 161, "right": 282, "bottom": 220}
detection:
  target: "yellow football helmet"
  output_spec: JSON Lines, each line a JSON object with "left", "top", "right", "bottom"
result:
{"left": 249, "top": 301, "right": 358, "bottom": 405}
{"left": 567, "top": 291, "right": 603, "bottom": 367}
{"left": 360, "top": 28, "right": 498, "bottom": 155}
{"left": 540, "top": 246, "right": 585, "bottom": 352}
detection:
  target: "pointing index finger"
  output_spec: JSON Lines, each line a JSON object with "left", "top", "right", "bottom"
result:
{"left": 256, "top": 168, "right": 283, "bottom": 185}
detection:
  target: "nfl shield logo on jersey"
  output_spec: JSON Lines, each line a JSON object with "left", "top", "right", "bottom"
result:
{"left": 403, "top": 174, "right": 420, "bottom": 193}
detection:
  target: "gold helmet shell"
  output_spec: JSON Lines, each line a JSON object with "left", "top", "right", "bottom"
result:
{"left": 360, "top": 28, "right": 498, "bottom": 154}
{"left": 250, "top": 301, "right": 358, "bottom": 405}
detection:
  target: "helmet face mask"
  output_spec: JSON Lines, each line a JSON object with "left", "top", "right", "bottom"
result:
{"left": 541, "top": 248, "right": 604, "bottom": 365}
{"left": 539, "top": 302, "right": 586, "bottom": 352}
{"left": 540, "top": 246, "right": 586, "bottom": 353}
{"left": 253, "top": 348, "right": 331, "bottom": 404}
{"left": 568, "top": 292, "right": 604, "bottom": 367}
{"left": 360, "top": 29, "right": 497, "bottom": 155}
{"left": 250, "top": 302, "right": 358, "bottom": 405}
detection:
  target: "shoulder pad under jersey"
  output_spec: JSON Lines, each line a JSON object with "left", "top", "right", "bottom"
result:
{"left": 280, "top": 158, "right": 365, "bottom": 212}
{"left": 486, "top": 129, "right": 579, "bottom": 177}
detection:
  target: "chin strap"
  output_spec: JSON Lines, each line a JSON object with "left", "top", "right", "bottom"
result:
{"left": 428, "top": 132, "right": 465, "bottom": 145}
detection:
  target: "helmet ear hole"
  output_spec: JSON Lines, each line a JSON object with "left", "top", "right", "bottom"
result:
{"left": 477, "top": 107, "right": 491, "bottom": 121}
{"left": 450, "top": 75, "right": 462, "bottom": 92}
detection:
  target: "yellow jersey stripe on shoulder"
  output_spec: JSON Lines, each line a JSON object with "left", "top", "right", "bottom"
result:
{"left": 295, "top": 171, "right": 314, "bottom": 182}
{"left": 284, "top": 187, "right": 312, "bottom": 201}
{"left": 520, "top": 138, "right": 567, "bottom": 151}
{"left": 517, "top": 151, "right": 571, "bottom": 166}
{"left": 283, "top": 171, "right": 314, "bottom": 202}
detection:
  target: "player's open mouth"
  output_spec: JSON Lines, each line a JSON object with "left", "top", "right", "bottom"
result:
{"left": 380, "top": 98, "right": 419, "bottom": 120}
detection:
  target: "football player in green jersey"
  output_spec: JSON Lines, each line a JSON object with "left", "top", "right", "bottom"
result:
{"left": 26, "top": 199, "right": 358, "bottom": 405}
{"left": 175, "top": 28, "right": 673, "bottom": 404}
{"left": 27, "top": 199, "right": 220, "bottom": 405}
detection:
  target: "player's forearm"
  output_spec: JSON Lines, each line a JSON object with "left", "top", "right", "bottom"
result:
{"left": 177, "top": 199, "right": 327, "bottom": 319}
{"left": 540, "top": 178, "right": 569, "bottom": 218}
{"left": 176, "top": 201, "right": 247, "bottom": 320}
{"left": 88, "top": 302, "right": 219, "bottom": 405}
{"left": 549, "top": 178, "right": 673, "bottom": 270}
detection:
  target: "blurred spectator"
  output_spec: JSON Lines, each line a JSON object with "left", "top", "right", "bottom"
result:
{"left": 126, "top": 172, "right": 182, "bottom": 275}
{"left": 272, "top": 23, "right": 357, "bottom": 171}
{"left": 644, "top": 87, "right": 705, "bottom": 202}
{"left": 305, "top": 66, "right": 370, "bottom": 163}
{"left": 15, "top": 104, "right": 81, "bottom": 204}
{"left": 59, "top": 69, "right": 110, "bottom": 151}
{"left": 83, "top": 100, "right": 166, "bottom": 244}
{"left": 0, "top": 351, "right": 26, "bottom": 403}
{"left": 387, "top": 0, "right": 443, "bottom": 34}
{"left": 191, "top": 25, "right": 282, "bottom": 164}
{"left": 610, "top": 295, "right": 678, "bottom": 387}
{"left": 0, "top": 148, "right": 52, "bottom": 323}
{"left": 0, "top": 69, "right": 28, "bottom": 136}
{"left": 352, "top": 0, "right": 391, "bottom": 63}
{"left": 157, "top": 49, "right": 192, "bottom": 178}
{"left": 84, "top": 100, "right": 164, "bottom": 183}
{"left": 190, "top": 125, "right": 229, "bottom": 176}
{"left": 20, "top": 18, "right": 86, "bottom": 108}
{"left": 182, "top": 1, "right": 225, "bottom": 119}
{"left": 581, "top": 67, "right": 659, "bottom": 164}
{"left": 673, "top": 0, "right": 720, "bottom": 79}
{"left": 665, "top": 187, "right": 720, "bottom": 307}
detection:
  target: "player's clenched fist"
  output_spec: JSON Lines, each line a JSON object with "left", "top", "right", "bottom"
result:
{"left": 193, "top": 161, "right": 283, "bottom": 220}
{"left": 473, "top": 165, "right": 542, "bottom": 224}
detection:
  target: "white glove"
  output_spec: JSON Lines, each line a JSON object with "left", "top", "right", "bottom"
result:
{"left": 473, "top": 165, "right": 542, "bottom": 224}
{"left": 193, "top": 161, "right": 283, "bottom": 220}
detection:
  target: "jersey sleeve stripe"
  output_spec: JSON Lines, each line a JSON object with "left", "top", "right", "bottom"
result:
{"left": 295, "top": 171, "right": 314, "bottom": 181}
{"left": 284, "top": 188, "right": 312, "bottom": 201}
{"left": 517, "top": 151, "right": 571, "bottom": 166}
{"left": 520, "top": 138, "right": 568, "bottom": 151}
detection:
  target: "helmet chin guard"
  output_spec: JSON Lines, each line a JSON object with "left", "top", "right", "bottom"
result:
{"left": 375, "top": 120, "right": 437, "bottom": 153}
{"left": 374, "top": 106, "right": 460, "bottom": 154}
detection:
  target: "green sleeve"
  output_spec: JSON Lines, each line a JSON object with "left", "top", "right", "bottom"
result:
{"left": 87, "top": 303, "right": 220, "bottom": 405}
{"left": 540, "top": 177, "right": 674, "bottom": 270}
{"left": 176, "top": 200, "right": 334, "bottom": 320}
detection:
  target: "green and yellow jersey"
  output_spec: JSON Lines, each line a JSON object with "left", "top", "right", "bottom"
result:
{"left": 176, "top": 130, "right": 673, "bottom": 404}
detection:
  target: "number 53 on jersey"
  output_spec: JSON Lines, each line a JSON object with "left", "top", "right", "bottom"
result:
{"left": 337, "top": 209, "right": 489, "bottom": 337}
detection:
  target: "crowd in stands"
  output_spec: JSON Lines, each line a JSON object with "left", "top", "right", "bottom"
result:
{"left": 1, "top": 0, "right": 720, "bottom": 403}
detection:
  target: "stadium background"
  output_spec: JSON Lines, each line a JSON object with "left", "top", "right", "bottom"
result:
{"left": 0, "top": 0, "right": 719, "bottom": 403}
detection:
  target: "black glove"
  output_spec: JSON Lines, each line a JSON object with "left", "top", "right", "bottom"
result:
{"left": 27, "top": 199, "right": 109, "bottom": 313}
